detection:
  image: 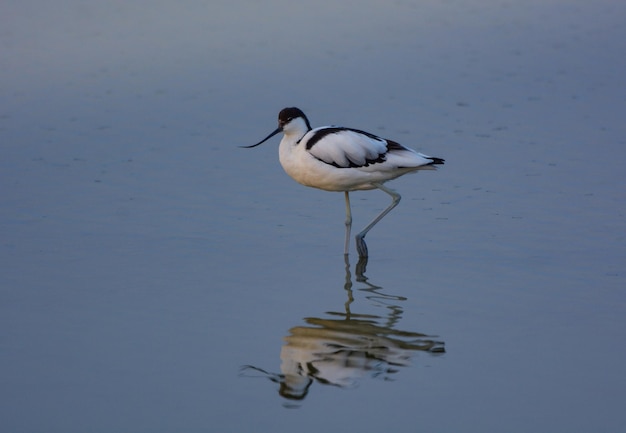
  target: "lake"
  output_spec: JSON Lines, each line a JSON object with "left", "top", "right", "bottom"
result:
{"left": 1, "top": 0, "right": 625, "bottom": 431}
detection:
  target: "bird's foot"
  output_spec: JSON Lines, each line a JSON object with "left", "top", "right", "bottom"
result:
{"left": 355, "top": 235, "right": 368, "bottom": 258}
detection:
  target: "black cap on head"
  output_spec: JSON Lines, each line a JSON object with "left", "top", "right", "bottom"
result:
{"left": 279, "top": 107, "right": 311, "bottom": 130}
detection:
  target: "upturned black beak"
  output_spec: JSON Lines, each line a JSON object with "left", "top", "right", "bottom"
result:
{"left": 240, "top": 126, "right": 282, "bottom": 148}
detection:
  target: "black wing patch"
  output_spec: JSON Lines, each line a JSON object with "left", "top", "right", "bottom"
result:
{"left": 305, "top": 127, "right": 382, "bottom": 150}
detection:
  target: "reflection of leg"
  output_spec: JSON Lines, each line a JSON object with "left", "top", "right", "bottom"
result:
{"left": 355, "top": 255, "right": 368, "bottom": 281}
{"left": 355, "top": 183, "right": 401, "bottom": 257}
{"left": 343, "top": 254, "right": 354, "bottom": 318}
{"left": 344, "top": 191, "right": 352, "bottom": 256}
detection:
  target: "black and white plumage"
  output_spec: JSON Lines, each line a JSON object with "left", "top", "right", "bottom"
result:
{"left": 243, "top": 107, "right": 444, "bottom": 257}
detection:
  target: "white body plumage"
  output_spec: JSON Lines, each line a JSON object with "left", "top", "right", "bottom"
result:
{"left": 277, "top": 115, "right": 440, "bottom": 192}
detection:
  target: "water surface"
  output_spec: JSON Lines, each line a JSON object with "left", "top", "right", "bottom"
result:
{"left": 1, "top": 1, "right": 625, "bottom": 432}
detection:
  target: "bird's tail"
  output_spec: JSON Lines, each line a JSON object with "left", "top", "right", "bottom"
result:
{"left": 427, "top": 157, "right": 445, "bottom": 165}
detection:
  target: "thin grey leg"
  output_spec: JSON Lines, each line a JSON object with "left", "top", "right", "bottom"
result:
{"left": 355, "top": 184, "right": 401, "bottom": 257}
{"left": 344, "top": 191, "right": 352, "bottom": 256}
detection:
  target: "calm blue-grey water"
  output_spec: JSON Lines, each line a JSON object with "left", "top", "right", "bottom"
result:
{"left": 2, "top": 1, "right": 625, "bottom": 432}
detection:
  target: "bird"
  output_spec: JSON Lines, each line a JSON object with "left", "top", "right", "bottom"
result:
{"left": 242, "top": 107, "right": 444, "bottom": 257}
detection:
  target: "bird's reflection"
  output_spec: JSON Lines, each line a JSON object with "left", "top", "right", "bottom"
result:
{"left": 241, "top": 256, "right": 444, "bottom": 405}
